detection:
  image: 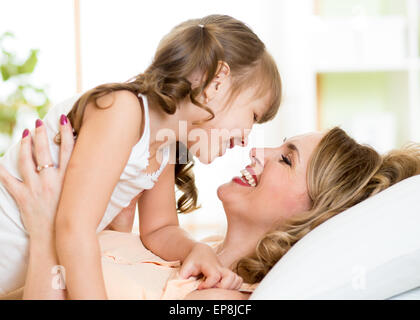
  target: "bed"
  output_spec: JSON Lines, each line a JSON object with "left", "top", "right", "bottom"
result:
{"left": 250, "top": 174, "right": 420, "bottom": 300}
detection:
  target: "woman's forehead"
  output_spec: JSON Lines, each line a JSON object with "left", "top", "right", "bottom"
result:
{"left": 286, "top": 132, "right": 324, "bottom": 159}
{"left": 287, "top": 132, "right": 323, "bottom": 143}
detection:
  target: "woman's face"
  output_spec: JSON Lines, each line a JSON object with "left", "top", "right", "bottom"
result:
{"left": 217, "top": 132, "right": 324, "bottom": 228}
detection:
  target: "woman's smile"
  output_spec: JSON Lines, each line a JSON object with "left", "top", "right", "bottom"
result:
{"left": 232, "top": 165, "right": 259, "bottom": 187}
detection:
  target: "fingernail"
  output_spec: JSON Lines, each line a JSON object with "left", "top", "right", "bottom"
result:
{"left": 22, "top": 129, "right": 29, "bottom": 138}
{"left": 60, "top": 114, "right": 68, "bottom": 125}
{"left": 35, "top": 119, "right": 43, "bottom": 128}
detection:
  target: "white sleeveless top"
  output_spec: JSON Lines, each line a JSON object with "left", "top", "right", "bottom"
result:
{"left": 0, "top": 92, "right": 170, "bottom": 295}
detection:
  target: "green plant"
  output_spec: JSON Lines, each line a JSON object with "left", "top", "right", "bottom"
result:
{"left": 0, "top": 31, "right": 50, "bottom": 137}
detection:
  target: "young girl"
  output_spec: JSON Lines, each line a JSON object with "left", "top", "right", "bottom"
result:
{"left": 0, "top": 14, "right": 281, "bottom": 298}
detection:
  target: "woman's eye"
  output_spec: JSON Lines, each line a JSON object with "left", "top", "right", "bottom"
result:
{"left": 280, "top": 155, "right": 292, "bottom": 166}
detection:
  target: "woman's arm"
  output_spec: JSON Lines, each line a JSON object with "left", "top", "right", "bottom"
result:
{"left": 55, "top": 90, "right": 143, "bottom": 299}
{"left": 0, "top": 114, "right": 75, "bottom": 299}
{"left": 24, "top": 233, "right": 65, "bottom": 299}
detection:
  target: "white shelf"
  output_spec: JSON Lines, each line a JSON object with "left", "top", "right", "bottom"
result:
{"left": 315, "top": 59, "right": 420, "bottom": 73}
{"left": 310, "top": 0, "right": 420, "bottom": 146}
{"left": 270, "top": 0, "right": 420, "bottom": 146}
{"left": 314, "top": 61, "right": 412, "bottom": 73}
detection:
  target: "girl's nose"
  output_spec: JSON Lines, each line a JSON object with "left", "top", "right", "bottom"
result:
{"left": 230, "top": 137, "right": 247, "bottom": 148}
{"left": 250, "top": 147, "right": 277, "bottom": 165}
{"left": 241, "top": 136, "right": 247, "bottom": 147}
{"left": 249, "top": 147, "right": 268, "bottom": 181}
{"left": 250, "top": 147, "right": 265, "bottom": 167}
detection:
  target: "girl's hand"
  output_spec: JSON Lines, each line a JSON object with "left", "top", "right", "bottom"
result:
{"left": 0, "top": 115, "right": 74, "bottom": 238}
{"left": 180, "top": 242, "right": 243, "bottom": 290}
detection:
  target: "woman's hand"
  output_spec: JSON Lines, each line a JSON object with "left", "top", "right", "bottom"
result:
{"left": 0, "top": 114, "right": 74, "bottom": 238}
{"left": 180, "top": 242, "right": 243, "bottom": 290}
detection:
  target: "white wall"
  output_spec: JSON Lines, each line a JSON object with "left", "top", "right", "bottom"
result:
{"left": 0, "top": 0, "right": 322, "bottom": 239}
{"left": 0, "top": 0, "right": 77, "bottom": 102}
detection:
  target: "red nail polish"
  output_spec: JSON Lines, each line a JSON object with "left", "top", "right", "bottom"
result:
{"left": 22, "top": 129, "right": 29, "bottom": 138}
{"left": 35, "top": 119, "right": 43, "bottom": 128}
{"left": 60, "top": 114, "right": 68, "bottom": 125}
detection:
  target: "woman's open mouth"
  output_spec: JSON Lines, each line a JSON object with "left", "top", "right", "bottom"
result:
{"left": 232, "top": 165, "right": 258, "bottom": 187}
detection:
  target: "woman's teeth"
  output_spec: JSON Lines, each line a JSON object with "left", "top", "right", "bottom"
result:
{"left": 240, "top": 169, "right": 256, "bottom": 187}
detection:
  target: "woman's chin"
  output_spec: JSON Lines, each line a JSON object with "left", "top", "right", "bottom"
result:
{"left": 216, "top": 183, "right": 229, "bottom": 201}
{"left": 217, "top": 179, "right": 248, "bottom": 202}
{"left": 217, "top": 181, "right": 252, "bottom": 216}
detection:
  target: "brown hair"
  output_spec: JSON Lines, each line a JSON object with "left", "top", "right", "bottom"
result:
{"left": 235, "top": 127, "right": 420, "bottom": 283}
{"left": 54, "top": 14, "right": 282, "bottom": 214}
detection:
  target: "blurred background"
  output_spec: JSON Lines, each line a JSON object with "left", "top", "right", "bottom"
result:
{"left": 1, "top": 0, "right": 419, "bottom": 239}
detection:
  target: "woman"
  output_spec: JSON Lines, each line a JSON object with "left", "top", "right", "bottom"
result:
{"left": 1, "top": 124, "right": 419, "bottom": 299}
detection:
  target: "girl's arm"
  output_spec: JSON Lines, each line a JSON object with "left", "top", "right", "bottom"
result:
{"left": 105, "top": 193, "right": 139, "bottom": 233}
{"left": 138, "top": 161, "right": 243, "bottom": 290}
{"left": 138, "top": 162, "right": 197, "bottom": 261}
{"left": 55, "top": 90, "right": 143, "bottom": 299}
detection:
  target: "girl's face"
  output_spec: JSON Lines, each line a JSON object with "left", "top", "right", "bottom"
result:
{"left": 186, "top": 64, "right": 273, "bottom": 164}
{"left": 217, "top": 132, "right": 324, "bottom": 229}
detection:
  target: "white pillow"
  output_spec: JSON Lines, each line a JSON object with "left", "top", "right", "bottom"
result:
{"left": 389, "top": 286, "right": 420, "bottom": 300}
{"left": 250, "top": 174, "right": 420, "bottom": 300}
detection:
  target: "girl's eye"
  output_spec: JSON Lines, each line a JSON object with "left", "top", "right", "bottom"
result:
{"left": 280, "top": 154, "right": 292, "bottom": 166}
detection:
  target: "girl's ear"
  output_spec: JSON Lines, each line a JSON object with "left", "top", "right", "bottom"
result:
{"left": 202, "top": 61, "right": 231, "bottom": 102}
{"left": 189, "top": 68, "right": 207, "bottom": 90}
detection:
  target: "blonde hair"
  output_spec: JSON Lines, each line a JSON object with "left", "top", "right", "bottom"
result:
{"left": 55, "top": 14, "right": 282, "bottom": 214}
{"left": 235, "top": 127, "right": 420, "bottom": 283}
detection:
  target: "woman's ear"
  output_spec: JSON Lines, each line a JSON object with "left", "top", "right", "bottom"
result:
{"left": 202, "top": 61, "right": 231, "bottom": 103}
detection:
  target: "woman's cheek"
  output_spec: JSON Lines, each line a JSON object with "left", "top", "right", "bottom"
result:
{"left": 264, "top": 182, "right": 302, "bottom": 217}
{"left": 284, "top": 189, "right": 311, "bottom": 219}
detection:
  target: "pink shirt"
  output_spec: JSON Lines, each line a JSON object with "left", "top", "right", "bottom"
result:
{"left": 99, "top": 230, "right": 257, "bottom": 299}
